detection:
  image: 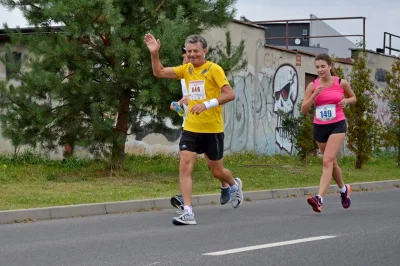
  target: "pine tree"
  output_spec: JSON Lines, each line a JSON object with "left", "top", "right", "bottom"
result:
{"left": 0, "top": 0, "right": 237, "bottom": 169}
{"left": 332, "top": 57, "right": 345, "bottom": 79}
{"left": 279, "top": 102, "right": 316, "bottom": 165}
{"left": 346, "top": 50, "right": 377, "bottom": 169}
{"left": 385, "top": 59, "right": 400, "bottom": 167}
{"left": 206, "top": 30, "right": 247, "bottom": 87}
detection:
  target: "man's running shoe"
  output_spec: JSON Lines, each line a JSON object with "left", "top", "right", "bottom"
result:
{"left": 231, "top": 178, "right": 243, "bottom": 208}
{"left": 172, "top": 210, "right": 197, "bottom": 225}
{"left": 307, "top": 195, "right": 322, "bottom": 212}
{"left": 220, "top": 186, "right": 231, "bottom": 205}
{"left": 340, "top": 184, "right": 352, "bottom": 209}
{"left": 170, "top": 195, "right": 184, "bottom": 214}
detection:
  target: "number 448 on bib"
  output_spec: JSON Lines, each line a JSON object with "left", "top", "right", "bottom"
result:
{"left": 189, "top": 80, "right": 205, "bottom": 100}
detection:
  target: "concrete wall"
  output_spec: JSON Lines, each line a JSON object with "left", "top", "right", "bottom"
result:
{"left": 365, "top": 50, "right": 397, "bottom": 126}
{"left": 309, "top": 14, "right": 357, "bottom": 58}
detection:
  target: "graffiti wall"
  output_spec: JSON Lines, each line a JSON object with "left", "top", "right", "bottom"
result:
{"left": 125, "top": 22, "right": 319, "bottom": 156}
{"left": 367, "top": 52, "right": 396, "bottom": 128}
{"left": 222, "top": 55, "right": 301, "bottom": 155}
{"left": 124, "top": 21, "right": 358, "bottom": 156}
{"left": 373, "top": 68, "right": 391, "bottom": 126}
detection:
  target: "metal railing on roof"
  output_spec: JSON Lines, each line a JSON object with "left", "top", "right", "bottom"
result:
{"left": 252, "top": 16, "right": 366, "bottom": 50}
{"left": 383, "top": 32, "right": 400, "bottom": 55}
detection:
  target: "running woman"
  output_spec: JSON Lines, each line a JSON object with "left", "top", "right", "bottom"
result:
{"left": 301, "top": 53, "right": 356, "bottom": 213}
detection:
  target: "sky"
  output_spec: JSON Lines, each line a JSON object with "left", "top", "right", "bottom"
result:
{"left": 0, "top": 0, "right": 399, "bottom": 54}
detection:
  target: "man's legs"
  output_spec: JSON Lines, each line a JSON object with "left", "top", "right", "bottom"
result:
{"left": 179, "top": 150, "right": 197, "bottom": 207}
{"left": 203, "top": 132, "right": 243, "bottom": 208}
{"left": 171, "top": 154, "right": 230, "bottom": 211}
{"left": 172, "top": 129, "right": 202, "bottom": 225}
{"left": 204, "top": 154, "right": 231, "bottom": 205}
{"left": 207, "top": 158, "right": 243, "bottom": 208}
{"left": 205, "top": 154, "right": 229, "bottom": 187}
{"left": 207, "top": 158, "right": 235, "bottom": 186}
{"left": 172, "top": 150, "right": 197, "bottom": 225}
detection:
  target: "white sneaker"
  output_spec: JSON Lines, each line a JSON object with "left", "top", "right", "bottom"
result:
{"left": 231, "top": 177, "right": 243, "bottom": 208}
{"left": 172, "top": 210, "right": 197, "bottom": 225}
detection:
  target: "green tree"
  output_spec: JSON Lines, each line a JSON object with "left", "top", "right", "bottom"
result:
{"left": 332, "top": 57, "right": 345, "bottom": 79}
{"left": 346, "top": 49, "right": 377, "bottom": 169}
{"left": 206, "top": 30, "right": 247, "bottom": 87}
{"left": 0, "top": 0, "right": 237, "bottom": 169}
{"left": 279, "top": 101, "right": 316, "bottom": 165}
{"left": 385, "top": 59, "right": 400, "bottom": 167}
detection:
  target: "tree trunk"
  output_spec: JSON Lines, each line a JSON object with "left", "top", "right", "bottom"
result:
{"left": 355, "top": 155, "right": 362, "bottom": 169}
{"left": 62, "top": 113, "right": 75, "bottom": 160}
{"left": 110, "top": 88, "right": 131, "bottom": 170}
{"left": 397, "top": 134, "right": 400, "bottom": 168}
{"left": 64, "top": 62, "right": 75, "bottom": 161}
{"left": 63, "top": 143, "right": 74, "bottom": 160}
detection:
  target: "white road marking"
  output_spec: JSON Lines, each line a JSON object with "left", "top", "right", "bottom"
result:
{"left": 203, "top": 235, "right": 337, "bottom": 256}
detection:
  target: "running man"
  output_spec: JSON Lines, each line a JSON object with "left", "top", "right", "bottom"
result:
{"left": 169, "top": 47, "right": 231, "bottom": 215}
{"left": 144, "top": 33, "right": 243, "bottom": 225}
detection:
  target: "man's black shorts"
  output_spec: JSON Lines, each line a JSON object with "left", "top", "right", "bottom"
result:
{"left": 313, "top": 119, "right": 347, "bottom": 143}
{"left": 179, "top": 130, "right": 224, "bottom": 161}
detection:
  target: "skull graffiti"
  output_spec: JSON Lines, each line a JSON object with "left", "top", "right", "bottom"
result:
{"left": 272, "top": 64, "right": 299, "bottom": 153}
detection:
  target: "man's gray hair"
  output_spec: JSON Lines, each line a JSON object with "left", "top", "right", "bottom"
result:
{"left": 185, "top": 35, "right": 207, "bottom": 49}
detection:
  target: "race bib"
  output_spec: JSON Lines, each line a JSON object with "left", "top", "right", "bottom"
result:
{"left": 316, "top": 104, "right": 336, "bottom": 121}
{"left": 189, "top": 80, "right": 205, "bottom": 100}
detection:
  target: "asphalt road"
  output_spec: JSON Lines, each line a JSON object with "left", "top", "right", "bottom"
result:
{"left": 1, "top": 189, "right": 399, "bottom": 266}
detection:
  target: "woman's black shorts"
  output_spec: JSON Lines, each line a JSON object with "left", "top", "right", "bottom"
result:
{"left": 313, "top": 120, "right": 347, "bottom": 143}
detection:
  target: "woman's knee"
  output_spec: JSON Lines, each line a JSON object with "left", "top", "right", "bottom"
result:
{"left": 322, "top": 156, "right": 335, "bottom": 168}
{"left": 332, "top": 159, "right": 340, "bottom": 169}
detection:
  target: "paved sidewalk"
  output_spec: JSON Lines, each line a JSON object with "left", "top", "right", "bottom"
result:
{"left": 1, "top": 180, "right": 399, "bottom": 224}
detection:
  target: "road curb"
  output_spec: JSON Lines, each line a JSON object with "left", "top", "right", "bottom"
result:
{"left": 1, "top": 180, "right": 399, "bottom": 224}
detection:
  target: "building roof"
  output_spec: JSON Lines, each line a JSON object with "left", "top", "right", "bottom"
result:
{"left": 350, "top": 48, "right": 400, "bottom": 60}
{"left": 232, "top": 19, "right": 267, "bottom": 30}
{"left": 0, "top": 26, "right": 64, "bottom": 42}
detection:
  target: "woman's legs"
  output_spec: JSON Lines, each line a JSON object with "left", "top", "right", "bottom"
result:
{"left": 316, "top": 134, "right": 346, "bottom": 197}
{"left": 308, "top": 133, "right": 346, "bottom": 212}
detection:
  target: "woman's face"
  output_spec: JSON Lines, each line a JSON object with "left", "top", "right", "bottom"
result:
{"left": 315, "top": 59, "right": 331, "bottom": 79}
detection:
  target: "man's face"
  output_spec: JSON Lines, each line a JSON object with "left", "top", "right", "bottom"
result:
{"left": 185, "top": 42, "right": 206, "bottom": 67}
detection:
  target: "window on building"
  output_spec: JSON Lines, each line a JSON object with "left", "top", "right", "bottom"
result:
{"left": 302, "top": 29, "right": 308, "bottom": 41}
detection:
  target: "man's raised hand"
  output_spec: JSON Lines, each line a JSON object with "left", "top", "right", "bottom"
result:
{"left": 144, "top": 33, "right": 160, "bottom": 54}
